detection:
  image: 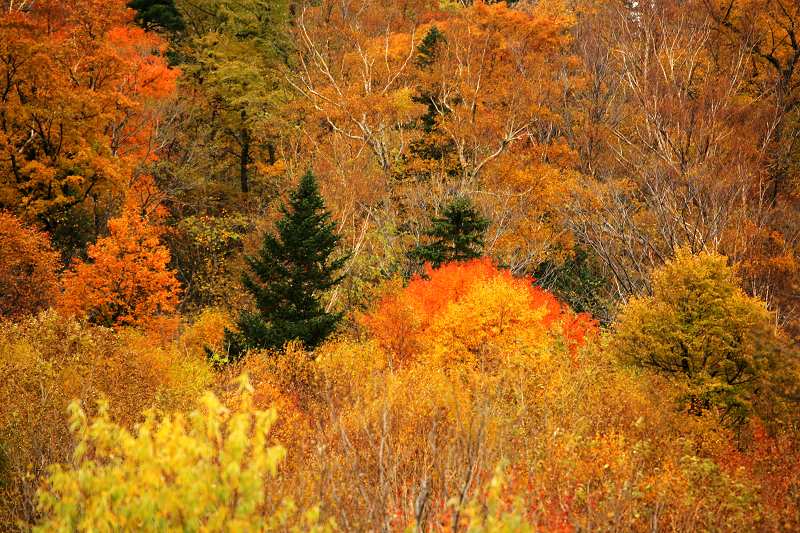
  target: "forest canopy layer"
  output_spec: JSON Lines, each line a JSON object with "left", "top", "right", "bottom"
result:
{"left": 0, "top": 0, "right": 799, "bottom": 531}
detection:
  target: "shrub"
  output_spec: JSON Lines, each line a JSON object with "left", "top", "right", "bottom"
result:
{"left": 0, "top": 212, "right": 60, "bottom": 319}
{"left": 0, "top": 312, "right": 212, "bottom": 528}
{"left": 34, "top": 376, "right": 334, "bottom": 532}
{"left": 611, "top": 248, "right": 799, "bottom": 427}
{"left": 360, "top": 258, "right": 596, "bottom": 366}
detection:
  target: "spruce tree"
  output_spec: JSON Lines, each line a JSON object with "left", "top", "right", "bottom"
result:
{"left": 128, "top": 0, "right": 185, "bottom": 32}
{"left": 410, "top": 195, "right": 490, "bottom": 270}
{"left": 219, "top": 171, "right": 346, "bottom": 361}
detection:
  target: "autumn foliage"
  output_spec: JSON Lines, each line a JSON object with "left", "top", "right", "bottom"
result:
{"left": 0, "top": 312, "right": 212, "bottom": 526}
{"left": 613, "top": 249, "right": 800, "bottom": 427}
{"left": 362, "top": 259, "right": 596, "bottom": 364}
{"left": 34, "top": 378, "right": 332, "bottom": 532}
{"left": 2, "top": 0, "right": 800, "bottom": 531}
{"left": 0, "top": 212, "right": 60, "bottom": 318}
{"left": 59, "top": 204, "right": 180, "bottom": 330}
{"left": 0, "top": 0, "right": 177, "bottom": 255}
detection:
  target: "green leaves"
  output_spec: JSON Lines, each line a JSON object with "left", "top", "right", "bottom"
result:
{"left": 410, "top": 195, "right": 490, "bottom": 271}
{"left": 128, "top": 0, "right": 184, "bottom": 32}
{"left": 612, "top": 248, "right": 799, "bottom": 428}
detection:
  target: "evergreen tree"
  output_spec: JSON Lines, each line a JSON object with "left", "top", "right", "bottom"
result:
{"left": 128, "top": 0, "right": 185, "bottom": 32}
{"left": 218, "top": 171, "right": 347, "bottom": 361}
{"left": 415, "top": 26, "right": 445, "bottom": 71}
{"left": 410, "top": 195, "right": 490, "bottom": 270}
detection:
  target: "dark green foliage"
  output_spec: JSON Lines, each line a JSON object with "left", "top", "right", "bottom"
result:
{"left": 410, "top": 195, "right": 490, "bottom": 270}
{"left": 128, "top": 0, "right": 185, "bottom": 32}
{"left": 415, "top": 26, "right": 445, "bottom": 69}
{"left": 413, "top": 26, "right": 446, "bottom": 134}
{"left": 217, "top": 171, "right": 346, "bottom": 362}
{"left": 402, "top": 26, "right": 462, "bottom": 184}
{"left": 44, "top": 205, "right": 97, "bottom": 266}
{"left": 534, "top": 247, "right": 612, "bottom": 323}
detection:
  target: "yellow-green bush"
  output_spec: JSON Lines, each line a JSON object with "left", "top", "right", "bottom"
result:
{"left": 0, "top": 311, "right": 212, "bottom": 528}
{"left": 611, "top": 248, "right": 799, "bottom": 427}
{"left": 34, "top": 377, "right": 333, "bottom": 532}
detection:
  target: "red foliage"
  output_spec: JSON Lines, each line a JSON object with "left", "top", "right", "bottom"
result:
{"left": 717, "top": 420, "right": 800, "bottom": 528}
{"left": 362, "top": 258, "right": 597, "bottom": 363}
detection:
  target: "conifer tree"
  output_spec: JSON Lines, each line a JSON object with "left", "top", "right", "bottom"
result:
{"left": 128, "top": 0, "right": 185, "bottom": 32}
{"left": 219, "top": 171, "right": 346, "bottom": 361}
{"left": 415, "top": 26, "right": 445, "bottom": 70}
{"left": 411, "top": 195, "right": 490, "bottom": 270}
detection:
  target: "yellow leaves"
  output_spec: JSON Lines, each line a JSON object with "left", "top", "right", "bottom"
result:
{"left": 34, "top": 375, "right": 328, "bottom": 532}
{"left": 315, "top": 338, "right": 389, "bottom": 394}
{"left": 390, "top": 87, "right": 422, "bottom": 117}
{"left": 426, "top": 276, "right": 551, "bottom": 372}
{"left": 179, "top": 308, "right": 234, "bottom": 358}
{"left": 455, "top": 463, "right": 536, "bottom": 533}
{"left": 612, "top": 248, "right": 798, "bottom": 428}
{"left": 0, "top": 311, "right": 214, "bottom": 526}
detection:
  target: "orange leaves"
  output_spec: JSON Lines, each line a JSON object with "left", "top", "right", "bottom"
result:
{"left": 59, "top": 203, "right": 181, "bottom": 331}
{"left": 0, "top": 0, "right": 177, "bottom": 227}
{"left": 361, "top": 258, "right": 596, "bottom": 366}
{"left": 420, "top": 1, "right": 575, "bottom": 171}
{"left": 0, "top": 212, "right": 60, "bottom": 318}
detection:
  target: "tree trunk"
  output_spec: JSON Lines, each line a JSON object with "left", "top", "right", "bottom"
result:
{"left": 240, "top": 125, "right": 250, "bottom": 193}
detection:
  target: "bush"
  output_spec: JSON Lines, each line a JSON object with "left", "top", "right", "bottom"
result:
{"left": 0, "top": 212, "right": 60, "bottom": 319}
{"left": 0, "top": 312, "right": 212, "bottom": 528}
{"left": 360, "top": 258, "right": 596, "bottom": 366}
{"left": 34, "top": 376, "right": 334, "bottom": 532}
{"left": 611, "top": 248, "right": 799, "bottom": 427}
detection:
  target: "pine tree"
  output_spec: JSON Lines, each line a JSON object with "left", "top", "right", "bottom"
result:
{"left": 415, "top": 26, "right": 445, "bottom": 70}
{"left": 219, "top": 171, "right": 346, "bottom": 361}
{"left": 128, "top": 0, "right": 185, "bottom": 32}
{"left": 410, "top": 195, "right": 490, "bottom": 270}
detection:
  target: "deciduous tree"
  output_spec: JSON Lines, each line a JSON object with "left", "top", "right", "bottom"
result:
{"left": 0, "top": 212, "right": 60, "bottom": 318}
{"left": 59, "top": 185, "right": 181, "bottom": 330}
{"left": 175, "top": 0, "right": 291, "bottom": 194}
{"left": 0, "top": 0, "right": 177, "bottom": 257}
{"left": 612, "top": 248, "right": 799, "bottom": 427}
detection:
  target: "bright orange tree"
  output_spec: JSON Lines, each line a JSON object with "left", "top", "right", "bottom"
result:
{"left": 0, "top": 0, "right": 177, "bottom": 252}
{"left": 361, "top": 258, "right": 596, "bottom": 365}
{"left": 60, "top": 187, "right": 181, "bottom": 330}
{"left": 0, "top": 212, "right": 60, "bottom": 318}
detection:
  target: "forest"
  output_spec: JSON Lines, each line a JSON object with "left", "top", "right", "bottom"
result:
{"left": 0, "top": 0, "right": 799, "bottom": 530}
